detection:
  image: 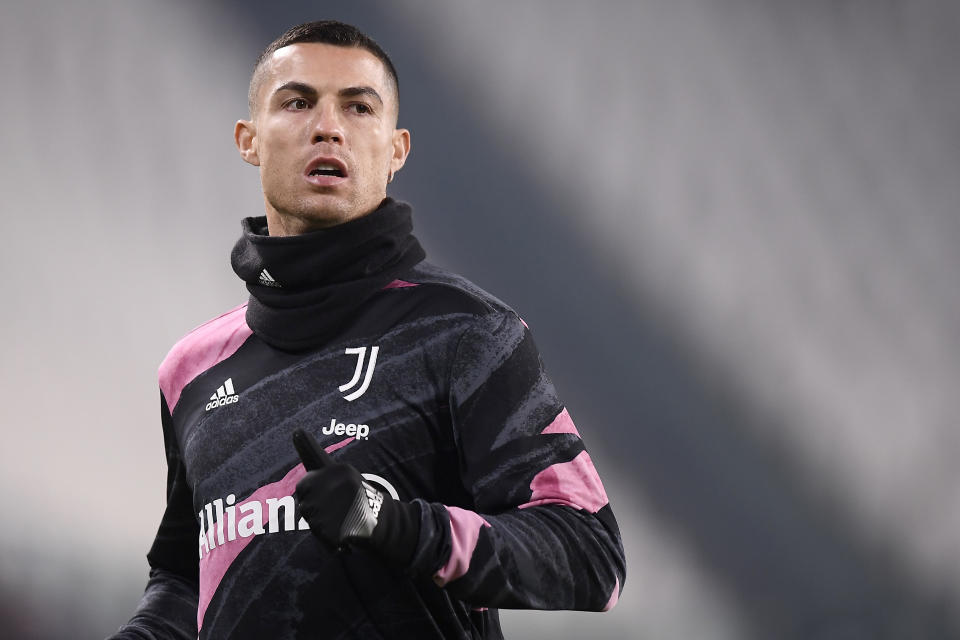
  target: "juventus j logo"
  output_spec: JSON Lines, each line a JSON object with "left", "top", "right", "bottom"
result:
{"left": 339, "top": 346, "right": 379, "bottom": 401}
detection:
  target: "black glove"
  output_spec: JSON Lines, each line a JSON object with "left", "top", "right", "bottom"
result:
{"left": 293, "top": 428, "right": 421, "bottom": 568}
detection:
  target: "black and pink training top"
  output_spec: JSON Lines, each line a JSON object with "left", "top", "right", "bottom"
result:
{"left": 113, "top": 201, "right": 625, "bottom": 640}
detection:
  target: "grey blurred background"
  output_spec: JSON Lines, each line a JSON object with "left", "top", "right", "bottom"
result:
{"left": 1, "top": 1, "right": 958, "bottom": 638}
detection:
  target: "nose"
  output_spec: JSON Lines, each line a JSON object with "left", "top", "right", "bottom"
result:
{"left": 311, "top": 101, "right": 344, "bottom": 144}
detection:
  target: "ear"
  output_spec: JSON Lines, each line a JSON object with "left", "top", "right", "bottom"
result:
{"left": 390, "top": 128, "right": 411, "bottom": 174}
{"left": 234, "top": 119, "right": 260, "bottom": 166}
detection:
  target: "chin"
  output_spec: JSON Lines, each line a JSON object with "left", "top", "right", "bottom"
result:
{"left": 292, "top": 196, "right": 354, "bottom": 225}
{"left": 269, "top": 191, "right": 377, "bottom": 230}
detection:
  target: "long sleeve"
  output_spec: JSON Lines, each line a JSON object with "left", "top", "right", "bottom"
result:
{"left": 408, "top": 311, "right": 626, "bottom": 611}
{"left": 108, "top": 393, "right": 199, "bottom": 639}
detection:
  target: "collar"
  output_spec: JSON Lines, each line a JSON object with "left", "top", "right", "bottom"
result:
{"left": 230, "top": 198, "right": 426, "bottom": 350}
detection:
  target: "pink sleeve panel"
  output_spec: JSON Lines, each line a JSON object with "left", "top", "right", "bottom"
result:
{"left": 433, "top": 507, "right": 491, "bottom": 586}
{"left": 158, "top": 303, "right": 252, "bottom": 413}
{"left": 519, "top": 450, "right": 610, "bottom": 513}
{"left": 517, "top": 408, "right": 608, "bottom": 513}
{"left": 603, "top": 576, "right": 621, "bottom": 611}
{"left": 540, "top": 407, "right": 581, "bottom": 438}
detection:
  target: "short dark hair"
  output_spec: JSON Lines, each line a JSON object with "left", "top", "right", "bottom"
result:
{"left": 248, "top": 20, "right": 399, "bottom": 116}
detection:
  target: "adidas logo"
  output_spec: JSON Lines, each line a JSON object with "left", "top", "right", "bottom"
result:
{"left": 205, "top": 378, "right": 239, "bottom": 411}
{"left": 362, "top": 482, "right": 384, "bottom": 520}
{"left": 259, "top": 269, "right": 281, "bottom": 288}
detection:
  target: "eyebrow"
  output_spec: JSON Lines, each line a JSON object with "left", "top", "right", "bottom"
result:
{"left": 338, "top": 86, "right": 383, "bottom": 106}
{"left": 272, "top": 81, "right": 318, "bottom": 100}
{"left": 272, "top": 82, "right": 383, "bottom": 106}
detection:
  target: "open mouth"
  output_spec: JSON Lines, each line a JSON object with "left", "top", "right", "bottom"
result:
{"left": 306, "top": 157, "right": 348, "bottom": 180}
{"left": 308, "top": 164, "right": 345, "bottom": 178}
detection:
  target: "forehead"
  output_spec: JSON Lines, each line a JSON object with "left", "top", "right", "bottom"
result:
{"left": 260, "top": 42, "right": 391, "bottom": 100}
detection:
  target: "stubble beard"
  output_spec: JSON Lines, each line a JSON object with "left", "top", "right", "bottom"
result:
{"left": 267, "top": 191, "right": 353, "bottom": 231}
{"left": 261, "top": 165, "right": 388, "bottom": 233}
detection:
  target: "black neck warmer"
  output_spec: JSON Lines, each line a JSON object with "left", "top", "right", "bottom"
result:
{"left": 230, "top": 198, "right": 426, "bottom": 351}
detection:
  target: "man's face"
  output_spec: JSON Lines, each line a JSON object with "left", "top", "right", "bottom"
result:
{"left": 235, "top": 43, "right": 409, "bottom": 233}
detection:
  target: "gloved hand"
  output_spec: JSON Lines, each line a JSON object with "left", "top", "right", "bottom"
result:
{"left": 293, "top": 428, "right": 421, "bottom": 567}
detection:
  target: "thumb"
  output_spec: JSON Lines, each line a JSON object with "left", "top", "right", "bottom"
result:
{"left": 292, "top": 428, "right": 334, "bottom": 471}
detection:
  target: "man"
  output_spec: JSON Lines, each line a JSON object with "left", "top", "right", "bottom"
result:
{"left": 111, "top": 20, "right": 624, "bottom": 639}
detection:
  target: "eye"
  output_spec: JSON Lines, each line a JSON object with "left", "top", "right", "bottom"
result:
{"left": 285, "top": 98, "right": 311, "bottom": 110}
{"left": 349, "top": 103, "right": 372, "bottom": 115}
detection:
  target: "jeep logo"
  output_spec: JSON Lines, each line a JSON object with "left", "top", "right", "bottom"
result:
{"left": 323, "top": 418, "right": 370, "bottom": 440}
